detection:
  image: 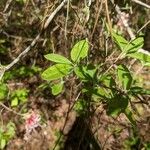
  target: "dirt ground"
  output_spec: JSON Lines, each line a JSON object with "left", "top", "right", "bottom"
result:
{"left": 0, "top": 0, "right": 150, "bottom": 150}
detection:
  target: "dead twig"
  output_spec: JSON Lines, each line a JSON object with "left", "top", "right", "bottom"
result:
{"left": 132, "top": 0, "right": 150, "bottom": 9}
{"left": 0, "top": 102, "right": 24, "bottom": 116}
{"left": 3, "top": 0, "right": 13, "bottom": 12}
{"left": 0, "top": 0, "right": 68, "bottom": 80}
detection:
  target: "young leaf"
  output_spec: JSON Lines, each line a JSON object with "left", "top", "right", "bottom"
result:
{"left": 71, "top": 39, "right": 89, "bottom": 62}
{"left": 74, "top": 66, "right": 86, "bottom": 79}
{"left": 112, "top": 32, "right": 128, "bottom": 51}
{"left": 127, "top": 51, "right": 150, "bottom": 66}
{"left": 74, "top": 64, "right": 96, "bottom": 80}
{"left": 117, "top": 65, "right": 132, "bottom": 90}
{"left": 44, "top": 54, "right": 72, "bottom": 64}
{"left": 11, "top": 97, "right": 18, "bottom": 107}
{"left": 112, "top": 32, "right": 144, "bottom": 54}
{"left": 0, "top": 139, "right": 6, "bottom": 150}
{"left": 125, "top": 37, "right": 144, "bottom": 54}
{"left": 51, "top": 82, "right": 64, "bottom": 95}
{"left": 41, "top": 64, "right": 73, "bottom": 81}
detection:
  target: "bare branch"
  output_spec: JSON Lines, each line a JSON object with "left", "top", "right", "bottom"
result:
{"left": 0, "top": 0, "right": 68, "bottom": 80}
{"left": 44, "top": 0, "right": 68, "bottom": 29}
{"left": 132, "top": 0, "right": 150, "bottom": 9}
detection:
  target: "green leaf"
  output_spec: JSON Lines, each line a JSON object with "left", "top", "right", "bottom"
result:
{"left": 117, "top": 65, "right": 132, "bottom": 90}
{"left": 11, "top": 97, "right": 18, "bottom": 107}
{"left": 71, "top": 39, "right": 89, "bottom": 62}
{"left": 44, "top": 54, "right": 72, "bottom": 64}
{"left": 112, "top": 32, "right": 144, "bottom": 54}
{"left": 5, "top": 122, "right": 16, "bottom": 139}
{"left": 73, "top": 99, "right": 87, "bottom": 115}
{"left": 112, "top": 32, "right": 128, "bottom": 51}
{"left": 74, "top": 66, "right": 86, "bottom": 79}
{"left": 107, "top": 95, "right": 129, "bottom": 117}
{"left": 130, "top": 86, "right": 150, "bottom": 95}
{"left": 127, "top": 51, "right": 150, "bottom": 66}
{"left": 51, "top": 82, "right": 64, "bottom": 95}
{"left": 94, "top": 87, "right": 111, "bottom": 99}
{"left": 99, "top": 75, "right": 116, "bottom": 88}
{"left": 99, "top": 75, "right": 117, "bottom": 97}
{"left": 125, "top": 37, "right": 144, "bottom": 54}
{"left": 112, "top": 32, "right": 150, "bottom": 65}
{"left": 125, "top": 108, "right": 136, "bottom": 126}
{"left": 74, "top": 64, "right": 97, "bottom": 80}
{"left": 0, "top": 139, "right": 6, "bottom": 149}
{"left": 10, "top": 89, "right": 28, "bottom": 106}
{"left": 41, "top": 64, "right": 73, "bottom": 81}
{"left": 0, "top": 83, "right": 8, "bottom": 100}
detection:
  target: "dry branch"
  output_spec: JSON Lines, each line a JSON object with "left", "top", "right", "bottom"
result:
{"left": 0, "top": 0, "right": 68, "bottom": 80}
{"left": 132, "top": 0, "right": 150, "bottom": 9}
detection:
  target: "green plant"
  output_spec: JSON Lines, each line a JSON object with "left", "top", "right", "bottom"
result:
{"left": 0, "top": 83, "right": 8, "bottom": 101}
{"left": 0, "top": 122, "right": 15, "bottom": 149}
{"left": 3, "top": 66, "right": 41, "bottom": 81}
{"left": 41, "top": 37, "right": 150, "bottom": 124}
{"left": 10, "top": 88, "right": 29, "bottom": 107}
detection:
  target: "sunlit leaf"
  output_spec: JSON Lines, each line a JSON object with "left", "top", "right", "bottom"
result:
{"left": 0, "top": 139, "right": 6, "bottom": 149}
{"left": 125, "top": 37, "right": 144, "bottom": 54}
{"left": 71, "top": 39, "right": 89, "bottom": 62}
{"left": 117, "top": 65, "right": 132, "bottom": 90}
{"left": 112, "top": 32, "right": 128, "bottom": 51}
{"left": 74, "top": 64, "right": 96, "bottom": 80}
{"left": 51, "top": 82, "right": 64, "bottom": 95}
{"left": 42, "top": 64, "right": 73, "bottom": 81}
{"left": 112, "top": 32, "right": 144, "bottom": 54}
{"left": 11, "top": 97, "right": 18, "bottom": 107}
{"left": 44, "top": 54, "right": 72, "bottom": 64}
{"left": 73, "top": 99, "right": 87, "bottom": 115}
{"left": 127, "top": 51, "right": 150, "bottom": 66}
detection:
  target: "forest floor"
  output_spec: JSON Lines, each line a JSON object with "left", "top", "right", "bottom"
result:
{"left": 0, "top": 0, "right": 150, "bottom": 150}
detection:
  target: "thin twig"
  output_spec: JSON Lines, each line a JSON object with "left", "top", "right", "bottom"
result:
{"left": 65, "top": 0, "right": 70, "bottom": 39}
{"left": 110, "top": 0, "right": 150, "bottom": 56}
{"left": 132, "top": 0, "right": 150, "bottom": 9}
{"left": 5, "top": 33, "right": 41, "bottom": 71}
{"left": 0, "top": 102, "right": 24, "bottom": 116}
{"left": 44, "top": 0, "right": 68, "bottom": 29}
{"left": 105, "top": 0, "right": 113, "bottom": 36}
{"left": 52, "top": 91, "right": 81, "bottom": 150}
{"left": 3, "top": 0, "right": 13, "bottom": 12}
{"left": 137, "top": 20, "right": 150, "bottom": 34}
{"left": 0, "top": 0, "right": 68, "bottom": 80}
{"left": 91, "top": 0, "right": 104, "bottom": 38}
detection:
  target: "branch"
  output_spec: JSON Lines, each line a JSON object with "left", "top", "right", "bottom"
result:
{"left": 110, "top": 0, "right": 150, "bottom": 56}
{"left": 0, "top": 0, "right": 68, "bottom": 80}
{"left": 132, "top": 0, "right": 150, "bottom": 9}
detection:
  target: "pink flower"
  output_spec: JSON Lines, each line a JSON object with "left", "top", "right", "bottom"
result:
{"left": 25, "top": 111, "right": 41, "bottom": 133}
